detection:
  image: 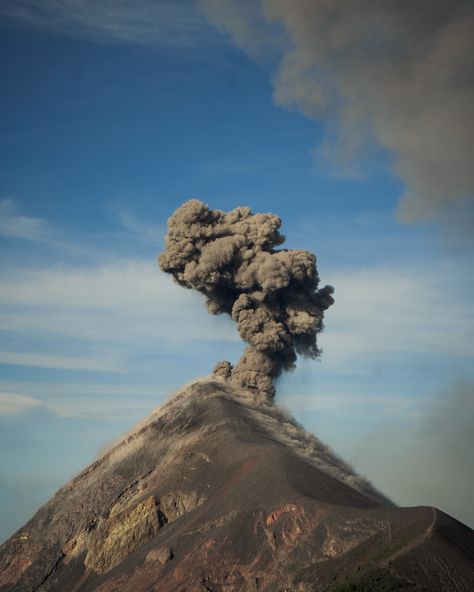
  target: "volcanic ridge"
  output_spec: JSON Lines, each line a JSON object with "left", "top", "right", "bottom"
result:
{"left": 1, "top": 379, "right": 473, "bottom": 591}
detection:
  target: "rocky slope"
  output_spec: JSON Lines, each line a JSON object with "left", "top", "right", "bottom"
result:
{"left": 1, "top": 379, "right": 473, "bottom": 591}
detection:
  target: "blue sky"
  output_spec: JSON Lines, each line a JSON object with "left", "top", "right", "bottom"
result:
{"left": 1, "top": 1, "right": 473, "bottom": 541}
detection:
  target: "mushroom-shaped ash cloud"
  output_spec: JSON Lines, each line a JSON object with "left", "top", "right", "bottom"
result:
{"left": 158, "top": 200, "right": 334, "bottom": 400}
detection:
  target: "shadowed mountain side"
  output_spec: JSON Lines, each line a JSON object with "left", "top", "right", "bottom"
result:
{"left": 1, "top": 379, "right": 473, "bottom": 591}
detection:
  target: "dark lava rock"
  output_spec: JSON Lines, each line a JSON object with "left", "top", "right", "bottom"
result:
{"left": 1, "top": 379, "right": 473, "bottom": 591}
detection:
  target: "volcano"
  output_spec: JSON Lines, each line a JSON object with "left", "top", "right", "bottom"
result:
{"left": 1, "top": 379, "right": 473, "bottom": 592}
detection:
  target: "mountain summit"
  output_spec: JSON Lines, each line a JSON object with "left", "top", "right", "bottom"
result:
{"left": 1, "top": 379, "right": 473, "bottom": 591}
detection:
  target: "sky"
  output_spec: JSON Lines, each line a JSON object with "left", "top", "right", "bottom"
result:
{"left": 0, "top": 1, "right": 473, "bottom": 542}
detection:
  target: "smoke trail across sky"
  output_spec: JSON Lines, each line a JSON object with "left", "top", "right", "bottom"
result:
{"left": 159, "top": 200, "right": 334, "bottom": 399}
{"left": 198, "top": 0, "right": 474, "bottom": 223}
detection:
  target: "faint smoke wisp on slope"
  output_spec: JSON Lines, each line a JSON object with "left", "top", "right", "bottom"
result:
{"left": 198, "top": 0, "right": 474, "bottom": 223}
{"left": 159, "top": 200, "right": 334, "bottom": 399}
{"left": 351, "top": 381, "right": 474, "bottom": 527}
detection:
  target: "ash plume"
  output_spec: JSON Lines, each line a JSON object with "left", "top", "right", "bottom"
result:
{"left": 198, "top": 0, "right": 474, "bottom": 223}
{"left": 158, "top": 199, "right": 334, "bottom": 399}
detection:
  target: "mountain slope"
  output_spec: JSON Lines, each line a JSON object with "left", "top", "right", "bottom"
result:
{"left": 1, "top": 379, "right": 473, "bottom": 591}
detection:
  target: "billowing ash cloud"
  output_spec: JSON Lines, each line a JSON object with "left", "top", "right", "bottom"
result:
{"left": 198, "top": 0, "right": 474, "bottom": 222}
{"left": 158, "top": 200, "right": 334, "bottom": 399}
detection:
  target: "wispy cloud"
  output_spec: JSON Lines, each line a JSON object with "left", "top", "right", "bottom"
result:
{"left": 0, "top": 392, "right": 42, "bottom": 416}
{"left": 1, "top": 257, "right": 471, "bottom": 380}
{"left": 0, "top": 351, "right": 120, "bottom": 372}
{"left": 0, "top": 381, "right": 161, "bottom": 399}
{"left": 1, "top": 0, "right": 215, "bottom": 46}
{"left": 319, "top": 265, "right": 474, "bottom": 365}
{"left": 280, "top": 390, "right": 426, "bottom": 416}
{"left": 0, "top": 384, "right": 159, "bottom": 419}
{"left": 116, "top": 210, "right": 165, "bottom": 244}
{"left": 0, "top": 199, "right": 51, "bottom": 242}
{"left": 0, "top": 256, "right": 240, "bottom": 406}
{"left": 0, "top": 198, "right": 110, "bottom": 260}
{"left": 0, "top": 260, "right": 237, "bottom": 345}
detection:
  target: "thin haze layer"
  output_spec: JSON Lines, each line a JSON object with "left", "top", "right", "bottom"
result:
{"left": 199, "top": 0, "right": 474, "bottom": 222}
{"left": 158, "top": 200, "right": 334, "bottom": 399}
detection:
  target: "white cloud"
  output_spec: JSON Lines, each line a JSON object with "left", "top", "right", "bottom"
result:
{"left": 48, "top": 398, "right": 155, "bottom": 419}
{"left": 0, "top": 381, "right": 160, "bottom": 399}
{"left": 318, "top": 265, "right": 474, "bottom": 366}
{"left": 0, "top": 382, "right": 162, "bottom": 420}
{"left": 0, "top": 259, "right": 237, "bottom": 346}
{"left": 0, "top": 199, "right": 99, "bottom": 258}
{"left": 116, "top": 210, "right": 165, "bottom": 244}
{"left": 0, "top": 199, "right": 50, "bottom": 242}
{"left": 1, "top": 0, "right": 214, "bottom": 46}
{"left": 0, "top": 392, "right": 42, "bottom": 416}
{"left": 280, "top": 391, "right": 425, "bottom": 415}
{"left": 1, "top": 259, "right": 471, "bottom": 381}
{"left": 0, "top": 258, "right": 239, "bottom": 390}
{"left": 0, "top": 351, "right": 120, "bottom": 372}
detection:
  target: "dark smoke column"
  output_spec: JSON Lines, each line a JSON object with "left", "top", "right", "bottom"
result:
{"left": 158, "top": 200, "right": 334, "bottom": 400}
